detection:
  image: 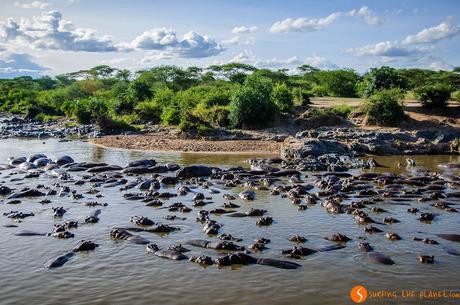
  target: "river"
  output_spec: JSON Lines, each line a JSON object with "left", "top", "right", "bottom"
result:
{"left": 0, "top": 138, "right": 459, "bottom": 305}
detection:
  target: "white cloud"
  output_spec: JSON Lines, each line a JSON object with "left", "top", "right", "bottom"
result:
{"left": 14, "top": 1, "right": 51, "bottom": 9}
{"left": 220, "top": 50, "right": 339, "bottom": 71}
{"left": 0, "top": 10, "right": 117, "bottom": 52}
{"left": 270, "top": 12, "right": 341, "bottom": 33}
{"left": 232, "top": 25, "right": 257, "bottom": 34}
{"left": 100, "top": 57, "right": 131, "bottom": 65}
{"left": 140, "top": 52, "right": 174, "bottom": 63}
{"left": 402, "top": 18, "right": 460, "bottom": 44}
{"left": 348, "top": 6, "right": 385, "bottom": 26}
{"left": 429, "top": 60, "right": 453, "bottom": 71}
{"left": 349, "top": 41, "right": 427, "bottom": 57}
{"left": 303, "top": 55, "right": 340, "bottom": 70}
{"left": 0, "top": 52, "right": 48, "bottom": 78}
{"left": 222, "top": 35, "right": 254, "bottom": 45}
{"left": 128, "top": 28, "right": 224, "bottom": 58}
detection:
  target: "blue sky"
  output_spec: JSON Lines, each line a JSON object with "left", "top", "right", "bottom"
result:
{"left": 0, "top": 0, "right": 459, "bottom": 77}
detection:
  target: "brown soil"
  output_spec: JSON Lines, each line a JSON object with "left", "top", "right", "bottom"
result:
{"left": 91, "top": 135, "right": 282, "bottom": 154}
{"left": 90, "top": 98, "right": 459, "bottom": 154}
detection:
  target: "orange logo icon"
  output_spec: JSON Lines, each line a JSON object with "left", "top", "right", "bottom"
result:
{"left": 350, "top": 285, "right": 368, "bottom": 303}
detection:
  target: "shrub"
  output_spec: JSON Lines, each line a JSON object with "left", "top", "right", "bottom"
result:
{"left": 364, "top": 89, "right": 405, "bottom": 126}
{"left": 160, "top": 105, "right": 180, "bottom": 125}
{"left": 134, "top": 99, "right": 161, "bottom": 122}
{"left": 360, "top": 66, "right": 408, "bottom": 97}
{"left": 414, "top": 84, "right": 452, "bottom": 108}
{"left": 328, "top": 104, "right": 354, "bottom": 118}
{"left": 270, "top": 83, "right": 293, "bottom": 113}
{"left": 310, "top": 85, "right": 328, "bottom": 97}
{"left": 452, "top": 90, "right": 460, "bottom": 101}
{"left": 292, "top": 87, "right": 311, "bottom": 106}
{"left": 229, "top": 76, "right": 277, "bottom": 129}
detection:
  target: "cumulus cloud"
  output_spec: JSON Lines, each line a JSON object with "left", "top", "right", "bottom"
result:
{"left": 0, "top": 10, "right": 117, "bottom": 52}
{"left": 140, "top": 52, "right": 174, "bottom": 63}
{"left": 220, "top": 50, "right": 339, "bottom": 71}
{"left": 402, "top": 18, "right": 460, "bottom": 44}
{"left": 222, "top": 35, "right": 254, "bottom": 45}
{"left": 232, "top": 25, "right": 257, "bottom": 34}
{"left": 349, "top": 41, "right": 427, "bottom": 57}
{"left": 348, "top": 6, "right": 385, "bottom": 26}
{"left": 0, "top": 52, "right": 48, "bottom": 78}
{"left": 303, "top": 55, "right": 340, "bottom": 70}
{"left": 429, "top": 60, "right": 453, "bottom": 71}
{"left": 128, "top": 28, "right": 224, "bottom": 58}
{"left": 270, "top": 12, "right": 341, "bottom": 33}
{"left": 14, "top": 1, "right": 51, "bottom": 9}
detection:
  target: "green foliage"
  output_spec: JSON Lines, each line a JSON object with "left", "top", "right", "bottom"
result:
{"left": 452, "top": 90, "right": 460, "bottom": 101}
{"left": 364, "top": 89, "right": 406, "bottom": 126}
{"left": 1, "top": 64, "right": 459, "bottom": 131}
{"left": 359, "top": 66, "right": 408, "bottom": 97}
{"left": 307, "top": 105, "right": 354, "bottom": 119}
{"left": 270, "top": 83, "right": 293, "bottom": 113}
{"left": 314, "top": 69, "right": 360, "bottom": 97}
{"left": 292, "top": 87, "right": 311, "bottom": 106}
{"left": 229, "top": 75, "right": 277, "bottom": 129}
{"left": 414, "top": 84, "right": 452, "bottom": 108}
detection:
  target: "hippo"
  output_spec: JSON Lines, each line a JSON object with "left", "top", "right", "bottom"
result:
{"left": 176, "top": 165, "right": 214, "bottom": 178}
{"left": 186, "top": 239, "right": 245, "bottom": 251}
{"left": 27, "top": 154, "right": 47, "bottom": 163}
{"left": 418, "top": 255, "right": 434, "bottom": 264}
{"left": 9, "top": 157, "right": 26, "bottom": 166}
{"left": 238, "top": 190, "right": 256, "bottom": 201}
{"left": 7, "top": 188, "right": 45, "bottom": 199}
{"left": 190, "top": 255, "right": 214, "bottom": 265}
{"left": 152, "top": 249, "right": 188, "bottom": 260}
{"left": 289, "top": 235, "right": 307, "bottom": 243}
{"left": 17, "top": 162, "right": 37, "bottom": 171}
{"left": 86, "top": 165, "right": 122, "bottom": 173}
{"left": 45, "top": 240, "right": 99, "bottom": 269}
{"left": 437, "top": 234, "right": 460, "bottom": 242}
{"left": 0, "top": 186, "right": 12, "bottom": 195}
{"left": 33, "top": 158, "right": 52, "bottom": 167}
{"left": 215, "top": 252, "right": 301, "bottom": 270}
{"left": 55, "top": 156, "right": 74, "bottom": 166}
{"left": 110, "top": 228, "right": 150, "bottom": 245}
{"left": 325, "top": 233, "right": 351, "bottom": 242}
{"left": 131, "top": 216, "right": 155, "bottom": 226}
{"left": 126, "top": 159, "right": 157, "bottom": 168}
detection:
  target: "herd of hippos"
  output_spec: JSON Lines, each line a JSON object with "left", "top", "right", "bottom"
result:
{"left": 1, "top": 153, "right": 460, "bottom": 270}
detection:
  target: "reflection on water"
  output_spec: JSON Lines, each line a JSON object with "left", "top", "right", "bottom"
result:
{"left": 0, "top": 138, "right": 459, "bottom": 305}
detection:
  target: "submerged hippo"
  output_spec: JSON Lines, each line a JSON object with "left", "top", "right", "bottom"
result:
{"left": 186, "top": 239, "right": 245, "bottom": 251}
{"left": 45, "top": 240, "right": 99, "bottom": 269}
{"left": 358, "top": 242, "right": 395, "bottom": 265}
{"left": 176, "top": 165, "right": 214, "bottom": 178}
{"left": 238, "top": 190, "right": 256, "bottom": 200}
{"left": 110, "top": 228, "right": 150, "bottom": 245}
{"left": 215, "top": 252, "right": 301, "bottom": 270}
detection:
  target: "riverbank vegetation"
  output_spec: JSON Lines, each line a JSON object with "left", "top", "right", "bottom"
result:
{"left": 0, "top": 64, "right": 459, "bottom": 132}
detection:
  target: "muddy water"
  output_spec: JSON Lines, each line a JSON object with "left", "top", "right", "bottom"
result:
{"left": 0, "top": 139, "right": 459, "bottom": 305}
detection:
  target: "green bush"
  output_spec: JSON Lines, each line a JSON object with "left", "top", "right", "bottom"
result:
{"left": 310, "top": 85, "right": 328, "bottom": 97}
{"left": 364, "top": 89, "right": 405, "bottom": 126}
{"left": 360, "top": 66, "right": 408, "bottom": 97}
{"left": 161, "top": 105, "right": 180, "bottom": 125}
{"left": 270, "top": 83, "right": 293, "bottom": 113}
{"left": 229, "top": 76, "right": 277, "bottom": 129}
{"left": 452, "top": 90, "right": 460, "bottom": 101}
{"left": 328, "top": 104, "right": 354, "bottom": 118}
{"left": 414, "top": 84, "right": 452, "bottom": 108}
{"left": 134, "top": 99, "right": 161, "bottom": 122}
{"left": 292, "top": 87, "right": 311, "bottom": 106}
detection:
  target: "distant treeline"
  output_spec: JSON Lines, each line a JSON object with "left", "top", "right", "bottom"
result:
{"left": 0, "top": 64, "right": 459, "bottom": 130}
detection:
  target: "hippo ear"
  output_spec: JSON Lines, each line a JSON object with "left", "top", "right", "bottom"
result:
{"left": 256, "top": 258, "right": 301, "bottom": 269}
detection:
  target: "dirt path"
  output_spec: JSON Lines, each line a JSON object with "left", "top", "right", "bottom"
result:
{"left": 91, "top": 135, "right": 282, "bottom": 154}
